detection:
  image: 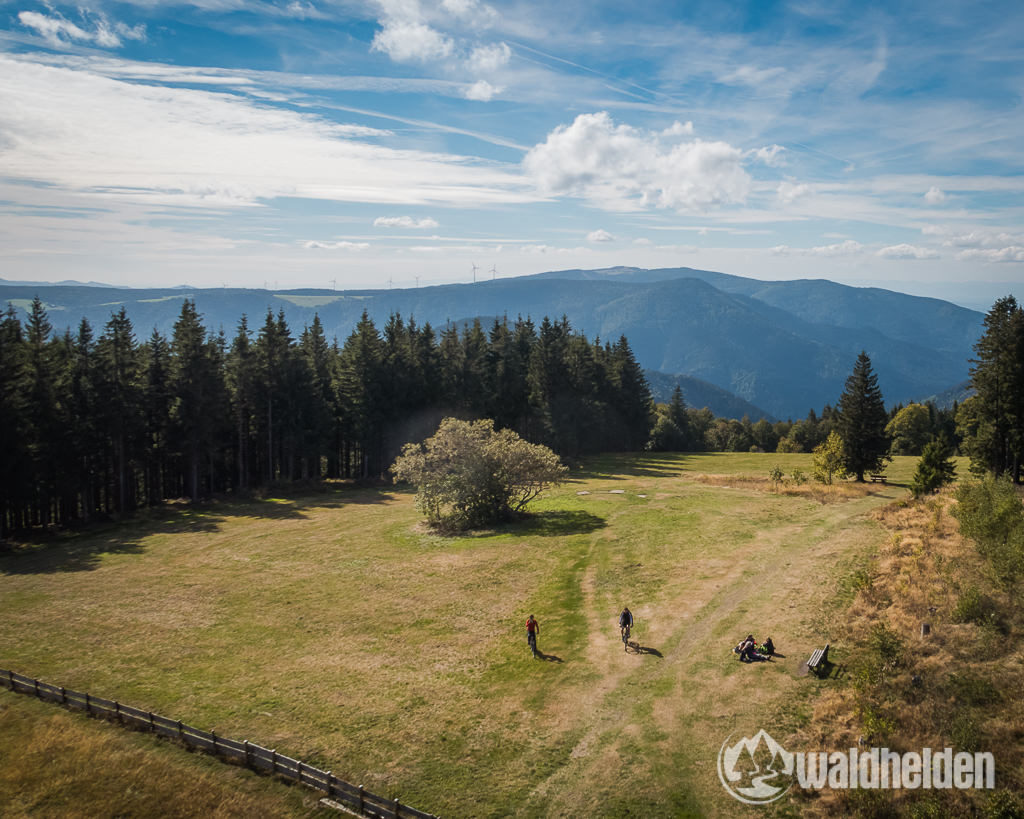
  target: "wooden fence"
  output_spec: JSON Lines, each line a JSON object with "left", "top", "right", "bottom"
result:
{"left": 1, "top": 668, "right": 436, "bottom": 819}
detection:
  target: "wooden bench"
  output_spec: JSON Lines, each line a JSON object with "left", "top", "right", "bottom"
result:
{"left": 869, "top": 473, "right": 887, "bottom": 483}
{"left": 806, "top": 643, "right": 830, "bottom": 676}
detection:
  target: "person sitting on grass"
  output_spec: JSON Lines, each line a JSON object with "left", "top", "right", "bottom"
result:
{"left": 734, "top": 634, "right": 757, "bottom": 662}
{"left": 758, "top": 637, "right": 775, "bottom": 658}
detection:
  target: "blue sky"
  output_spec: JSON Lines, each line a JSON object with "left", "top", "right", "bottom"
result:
{"left": 1, "top": 0, "right": 1022, "bottom": 307}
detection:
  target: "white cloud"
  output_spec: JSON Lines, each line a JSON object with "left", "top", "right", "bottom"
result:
{"left": 464, "top": 79, "right": 501, "bottom": 101}
{"left": 587, "top": 229, "right": 614, "bottom": 243}
{"left": 18, "top": 11, "right": 92, "bottom": 45}
{"left": 719, "top": 65, "right": 786, "bottom": 87}
{"left": 956, "top": 246, "right": 1024, "bottom": 263}
{"left": 749, "top": 144, "right": 786, "bottom": 166}
{"left": 285, "top": 2, "right": 318, "bottom": 18}
{"left": 441, "top": 0, "right": 498, "bottom": 25}
{"left": 632, "top": 237, "right": 652, "bottom": 245}
{"left": 468, "top": 42, "right": 510, "bottom": 73}
{"left": 371, "top": 20, "right": 454, "bottom": 62}
{"left": 304, "top": 240, "right": 370, "bottom": 250}
{"left": 938, "top": 230, "right": 1024, "bottom": 249}
{"left": 662, "top": 121, "right": 695, "bottom": 137}
{"left": 773, "top": 240, "right": 863, "bottom": 257}
{"left": 523, "top": 112, "right": 755, "bottom": 212}
{"left": 0, "top": 54, "right": 535, "bottom": 210}
{"left": 777, "top": 181, "right": 810, "bottom": 203}
{"left": 374, "top": 216, "right": 439, "bottom": 228}
{"left": 924, "top": 186, "right": 947, "bottom": 205}
{"left": 18, "top": 10, "right": 147, "bottom": 49}
{"left": 877, "top": 243, "right": 939, "bottom": 260}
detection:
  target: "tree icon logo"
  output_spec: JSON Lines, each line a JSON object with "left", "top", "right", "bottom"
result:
{"left": 717, "top": 729, "right": 795, "bottom": 805}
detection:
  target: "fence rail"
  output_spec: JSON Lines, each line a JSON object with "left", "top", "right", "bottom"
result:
{"left": 1, "top": 668, "right": 435, "bottom": 819}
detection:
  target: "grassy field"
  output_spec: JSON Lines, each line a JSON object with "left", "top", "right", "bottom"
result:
{"left": 0, "top": 453, "right": 934, "bottom": 817}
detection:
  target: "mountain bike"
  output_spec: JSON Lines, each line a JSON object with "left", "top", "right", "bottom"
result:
{"left": 528, "top": 630, "right": 538, "bottom": 658}
{"left": 621, "top": 624, "right": 631, "bottom": 652}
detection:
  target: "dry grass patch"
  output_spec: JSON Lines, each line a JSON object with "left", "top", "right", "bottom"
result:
{"left": 0, "top": 692, "right": 318, "bottom": 817}
{"left": 790, "top": 491, "right": 1024, "bottom": 817}
{"left": 692, "top": 472, "right": 881, "bottom": 504}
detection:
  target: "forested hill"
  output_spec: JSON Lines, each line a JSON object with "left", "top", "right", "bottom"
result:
{"left": 0, "top": 267, "right": 984, "bottom": 419}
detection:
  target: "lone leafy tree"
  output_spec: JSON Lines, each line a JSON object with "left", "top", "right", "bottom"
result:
{"left": 837, "top": 352, "right": 890, "bottom": 481}
{"left": 391, "top": 417, "right": 567, "bottom": 529}
{"left": 812, "top": 431, "right": 848, "bottom": 485}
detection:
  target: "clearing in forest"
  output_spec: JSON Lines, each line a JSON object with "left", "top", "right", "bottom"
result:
{"left": 0, "top": 453, "right": 925, "bottom": 817}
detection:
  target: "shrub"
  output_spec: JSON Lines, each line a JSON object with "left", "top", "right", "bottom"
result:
{"left": 985, "top": 790, "right": 1024, "bottom": 819}
{"left": 953, "top": 476, "right": 1024, "bottom": 583}
{"left": 947, "top": 710, "right": 982, "bottom": 753}
{"left": 952, "top": 586, "right": 999, "bottom": 628}
{"left": 812, "top": 431, "right": 848, "bottom": 485}
{"left": 391, "top": 417, "right": 567, "bottom": 529}
{"left": 790, "top": 468, "right": 807, "bottom": 486}
{"left": 945, "top": 673, "right": 1001, "bottom": 706}
{"left": 867, "top": 622, "right": 903, "bottom": 668}
{"left": 911, "top": 435, "right": 957, "bottom": 498}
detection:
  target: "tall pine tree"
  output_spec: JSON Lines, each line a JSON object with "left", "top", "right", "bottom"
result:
{"left": 837, "top": 351, "right": 890, "bottom": 481}
{"left": 968, "top": 296, "right": 1024, "bottom": 481}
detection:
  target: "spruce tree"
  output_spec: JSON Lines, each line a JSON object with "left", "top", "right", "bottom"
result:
{"left": 911, "top": 434, "right": 957, "bottom": 498}
{"left": 227, "top": 316, "right": 257, "bottom": 490}
{"left": 837, "top": 351, "right": 890, "bottom": 481}
{"left": 968, "top": 297, "right": 1024, "bottom": 480}
{"left": 96, "top": 308, "right": 143, "bottom": 513}
{"left": 0, "top": 305, "right": 29, "bottom": 535}
{"left": 141, "top": 330, "right": 173, "bottom": 504}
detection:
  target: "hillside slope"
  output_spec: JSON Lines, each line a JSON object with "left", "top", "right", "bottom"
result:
{"left": 0, "top": 267, "right": 983, "bottom": 419}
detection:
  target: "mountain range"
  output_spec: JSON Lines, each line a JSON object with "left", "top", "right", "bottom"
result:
{"left": 0, "top": 267, "right": 985, "bottom": 420}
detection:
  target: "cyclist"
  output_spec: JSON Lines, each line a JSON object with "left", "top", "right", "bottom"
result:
{"left": 526, "top": 614, "right": 539, "bottom": 658}
{"left": 619, "top": 606, "right": 634, "bottom": 651}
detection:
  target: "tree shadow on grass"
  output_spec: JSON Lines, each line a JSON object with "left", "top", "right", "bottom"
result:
{"left": 234, "top": 486, "right": 399, "bottom": 518}
{"left": 0, "top": 485, "right": 401, "bottom": 574}
{"left": 480, "top": 509, "right": 607, "bottom": 538}
{"left": 570, "top": 453, "right": 688, "bottom": 482}
{"left": 0, "top": 507, "right": 223, "bottom": 575}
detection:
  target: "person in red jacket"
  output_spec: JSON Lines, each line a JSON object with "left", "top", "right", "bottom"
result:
{"left": 526, "top": 615, "right": 539, "bottom": 658}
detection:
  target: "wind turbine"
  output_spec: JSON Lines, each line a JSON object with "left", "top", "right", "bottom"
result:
{"left": 415, "top": 275, "right": 420, "bottom": 288}
{"left": 471, "top": 263, "right": 478, "bottom": 283}
{"left": 490, "top": 265, "right": 497, "bottom": 280}
{"left": 331, "top": 278, "right": 336, "bottom": 291}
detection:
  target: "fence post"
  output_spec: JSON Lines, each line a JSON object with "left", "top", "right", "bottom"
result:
{"left": 148, "top": 711, "right": 154, "bottom": 731}
{"left": 325, "top": 772, "right": 332, "bottom": 797}
{"left": 271, "top": 749, "right": 277, "bottom": 774}
{"left": 358, "top": 785, "right": 365, "bottom": 814}
{"left": 244, "top": 740, "right": 251, "bottom": 768}
{"left": 393, "top": 796, "right": 400, "bottom": 818}
{"left": 33, "top": 678, "right": 40, "bottom": 698}
{"left": 115, "top": 701, "right": 121, "bottom": 723}
{"left": 6, "top": 669, "right": 12, "bottom": 689}
{"left": 60, "top": 686, "right": 66, "bottom": 704}
{"left": 177, "top": 720, "right": 184, "bottom": 742}
{"left": 85, "top": 692, "right": 91, "bottom": 714}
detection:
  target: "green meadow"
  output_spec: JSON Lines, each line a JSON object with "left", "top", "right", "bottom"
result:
{"left": 1, "top": 453, "right": 929, "bottom": 817}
